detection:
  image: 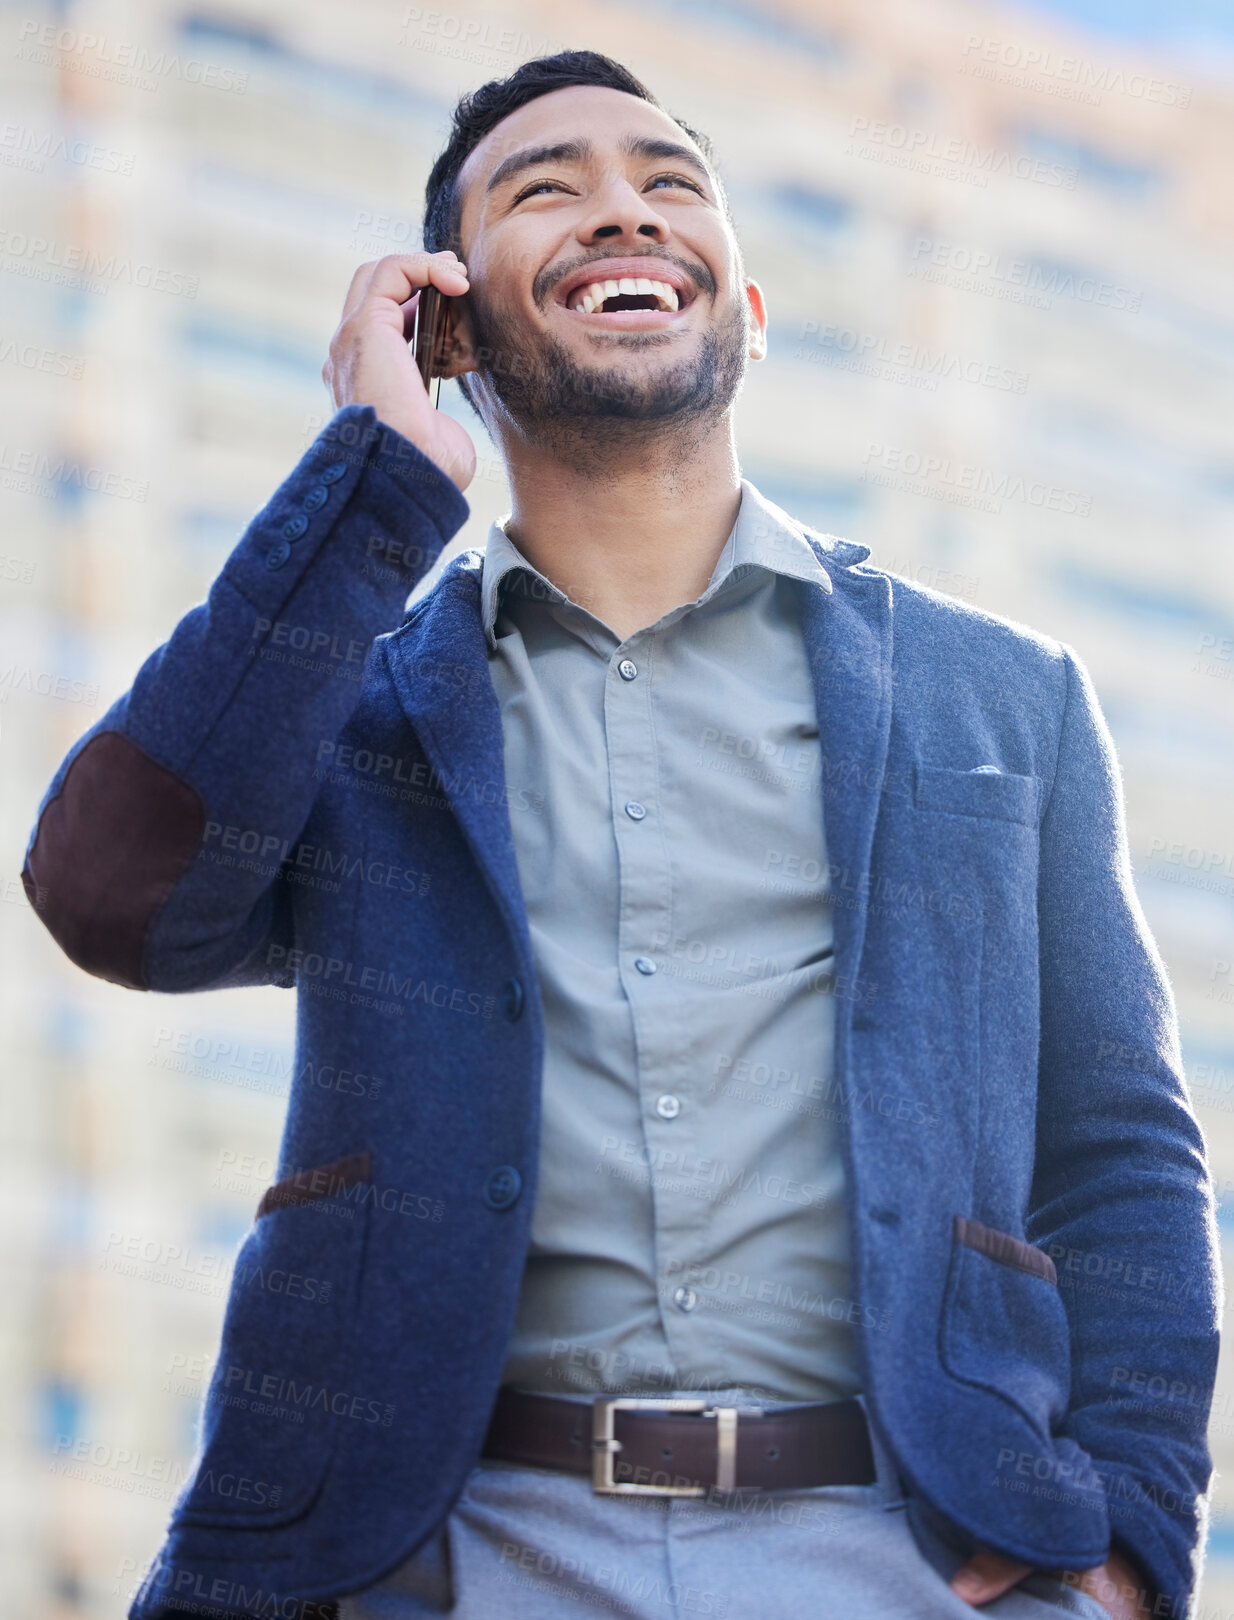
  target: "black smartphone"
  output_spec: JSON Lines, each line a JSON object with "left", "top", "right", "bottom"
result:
{"left": 411, "top": 283, "right": 451, "bottom": 409}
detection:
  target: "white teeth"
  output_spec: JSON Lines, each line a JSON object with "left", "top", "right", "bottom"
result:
{"left": 566, "top": 275, "right": 684, "bottom": 312}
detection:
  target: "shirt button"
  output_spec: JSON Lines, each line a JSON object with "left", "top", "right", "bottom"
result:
{"left": 502, "top": 977, "right": 524, "bottom": 1022}
{"left": 303, "top": 485, "right": 330, "bottom": 513}
{"left": 617, "top": 659, "right": 638, "bottom": 681}
{"left": 673, "top": 1286, "right": 698, "bottom": 1313}
{"left": 266, "top": 538, "right": 292, "bottom": 569}
{"left": 282, "top": 514, "right": 309, "bottom": 541}
{"left": 655, "top": 1094, "right": 681, "bottom": 1120}
{"left": 319, "top": 461, "right": 347, "bottom": 484}
{"left": 633, "top": 957, "right": 657, "bottom": 976}
{"left": 624, "top": 801, "right": 647, "bottom": 822}
{"left": 483, "top": 1166, "right": 522, "bottom": 1211}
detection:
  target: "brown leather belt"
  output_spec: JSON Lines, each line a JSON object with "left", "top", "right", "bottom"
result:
{"left": 482, "top": 1388, "right": 876, "bottom": 1497}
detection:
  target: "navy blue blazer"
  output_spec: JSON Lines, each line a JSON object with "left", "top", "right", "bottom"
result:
{"left": 23, "top": 406, "right": 1219, "bottom": 1618}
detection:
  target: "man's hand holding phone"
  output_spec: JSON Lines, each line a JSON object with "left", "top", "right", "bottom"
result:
{"left": 322, "top": 251, "right": 476, "bottom": 493}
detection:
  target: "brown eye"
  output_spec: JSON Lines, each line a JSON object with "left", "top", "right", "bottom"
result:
{"left": 648, "top": 174, "right": 703, "bottom": 194}
{"left": 513, "top": 180, "right": 568, "bottom": 202}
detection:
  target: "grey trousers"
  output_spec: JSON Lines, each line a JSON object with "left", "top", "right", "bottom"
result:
{"left": 337, "top": 1394, "right": 1110, "bottom": 1619}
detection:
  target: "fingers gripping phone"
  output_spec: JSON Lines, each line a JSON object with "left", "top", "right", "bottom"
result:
{"left": 411, "top": 284, "right": 452, "bottom": 409}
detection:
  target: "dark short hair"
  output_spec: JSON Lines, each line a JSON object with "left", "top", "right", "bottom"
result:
{"left": 422, "top": 49, "right": 727, "bottom": 259}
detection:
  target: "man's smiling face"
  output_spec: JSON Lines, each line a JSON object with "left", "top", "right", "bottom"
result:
{"left": 448, "top": 83, "right": 766, "bottom": 449}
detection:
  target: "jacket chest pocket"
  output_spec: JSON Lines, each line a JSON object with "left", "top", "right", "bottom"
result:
{"left": 914, "top": 764, "right": 1040, "bottom": 827}
{"left": 940, "top": 1216, "right": 1071, "bottom": 1434}
{"left": 172, "top": 1152, "right": 374, "bottom": 1529}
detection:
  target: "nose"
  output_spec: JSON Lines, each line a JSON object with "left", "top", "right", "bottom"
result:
{"left": 576, "top": 175, "right": 670, "bottom": 246}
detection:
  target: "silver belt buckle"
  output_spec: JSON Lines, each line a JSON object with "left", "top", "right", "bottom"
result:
{"left": 591, "top": 1397, "right": 749, "bottom": 1497}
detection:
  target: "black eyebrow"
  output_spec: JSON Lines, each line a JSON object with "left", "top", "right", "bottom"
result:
{"left": 485, "top": 133, "right": 714, "bottom": 196}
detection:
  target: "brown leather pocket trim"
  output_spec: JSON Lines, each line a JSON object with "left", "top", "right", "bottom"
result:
{"left": 953, "top": 1215, "right": 1057, "bottom": 1286}
{"left": 257, "top": 1150, "right": 373, "bottom": 1218}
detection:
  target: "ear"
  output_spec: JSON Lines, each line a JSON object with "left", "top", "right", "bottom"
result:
{"left": 436, "top": 297, "right": 482, "bottom": 381}
{"left": 744, "top": 279, "right": 768, "bottom": 362}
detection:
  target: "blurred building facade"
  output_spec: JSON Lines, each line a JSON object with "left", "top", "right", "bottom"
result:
{"left": 0, "top": 0, "right": 1231, "bottom": 1612}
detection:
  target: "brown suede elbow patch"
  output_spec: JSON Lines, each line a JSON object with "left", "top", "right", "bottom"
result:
{"left": 24, "top": 730, "right": 207, "bottom": 990}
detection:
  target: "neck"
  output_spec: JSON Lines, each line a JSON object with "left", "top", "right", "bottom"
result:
{"left": 497, "top": 413, "right": 744, "bottom": 642}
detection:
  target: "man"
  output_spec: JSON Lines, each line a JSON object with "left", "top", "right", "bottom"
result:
{"left": 23, "top": 49, "right": 1218, "bottom": 1620}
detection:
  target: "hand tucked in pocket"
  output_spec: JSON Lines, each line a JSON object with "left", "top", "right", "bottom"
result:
{"left": 949, "top": 1545, "right": 1150, "bottom": 1616}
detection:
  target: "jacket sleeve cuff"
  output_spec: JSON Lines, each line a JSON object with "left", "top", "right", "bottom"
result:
{"left": 220, "top": 404, "right": 471, "bottom": 608}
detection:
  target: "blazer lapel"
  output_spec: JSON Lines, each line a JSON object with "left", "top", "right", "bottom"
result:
{"left": 797, "top": 545, "right": 895, "bottom": 1031}
{"left": 383, "top": 555, "right": 530, "bottom": 951}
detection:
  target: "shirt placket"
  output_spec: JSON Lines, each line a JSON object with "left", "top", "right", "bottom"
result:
{"left": 604, "top": 625, "right": 710, "bottom": 1365}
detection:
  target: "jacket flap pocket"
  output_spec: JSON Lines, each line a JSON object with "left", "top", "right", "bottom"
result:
{"left": 173, "top": 1151, "right": 375, "bottom": 1529}
{"left": 941, "top": 1217, "right": 1070, "bottom": 1433}
{"left": 914, "top": 764, "right": 1038, "bottom": 826}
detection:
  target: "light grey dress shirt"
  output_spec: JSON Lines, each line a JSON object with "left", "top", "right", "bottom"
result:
{"left": 483, "top": 479, "right": 864, "bottom": 1404}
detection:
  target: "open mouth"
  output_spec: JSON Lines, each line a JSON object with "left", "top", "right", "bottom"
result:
{"left": 567, "top": 277, "right": 682, "bottom": 315}
{"left": 555, "top": 261, "right": 697, "bottom": 323}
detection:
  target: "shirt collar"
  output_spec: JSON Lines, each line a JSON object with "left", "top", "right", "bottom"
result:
{"left": 479, "top": 476, "right": 832, "bottom": 651}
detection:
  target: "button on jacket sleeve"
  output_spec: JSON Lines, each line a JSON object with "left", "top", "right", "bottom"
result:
{"left": 21, "top": 406, "right": 470, "bottom": 993}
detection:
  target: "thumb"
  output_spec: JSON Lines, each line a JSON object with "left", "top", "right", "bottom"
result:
{"left": 950, "top": 1548, "right": 1036, "bottom": 1606}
